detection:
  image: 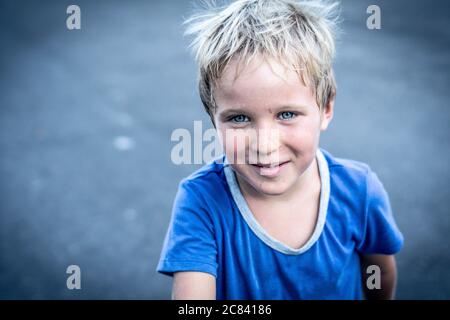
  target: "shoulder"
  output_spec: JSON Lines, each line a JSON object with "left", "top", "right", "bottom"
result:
{"left": 320, "top": 148, "right": 375, "bottom": 197}
{"left": 319, "top": 148, "right": 389, "bottom": 217}
{"left": 177, "top": 155, "right": 230, "bottom": 204}
{"left": 180, "top": 155, "right": 227, "bottom": 187}
{"left": 321, "top": 148, "right": 372, "bottom": 177}
{"left": 319, "top": 149, "right": 403, "bottom": 251}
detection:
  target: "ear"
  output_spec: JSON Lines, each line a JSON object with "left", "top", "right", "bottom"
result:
{"left": 320, "top": 95, "right": 335, "bottom": 131}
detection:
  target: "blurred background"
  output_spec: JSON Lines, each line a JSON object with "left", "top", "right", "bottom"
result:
{"left": 0, "top": 0, "right": 449, "bottom": 299}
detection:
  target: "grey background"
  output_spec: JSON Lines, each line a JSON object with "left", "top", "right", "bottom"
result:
{"left": 0, "top": 0, "right": 449, "bottom": 299}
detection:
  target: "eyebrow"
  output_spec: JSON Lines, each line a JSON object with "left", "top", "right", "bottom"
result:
{"left": 218, "top": 108, "right": 247, "bottom": 119}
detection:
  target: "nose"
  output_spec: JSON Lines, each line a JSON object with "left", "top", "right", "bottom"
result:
{"left": 248, "top": 125, "right": 281, "bottom": 162}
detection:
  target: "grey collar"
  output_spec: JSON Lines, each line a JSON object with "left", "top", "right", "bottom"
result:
{"left": 224, "top": 149, "right": 330, "bottom": 255}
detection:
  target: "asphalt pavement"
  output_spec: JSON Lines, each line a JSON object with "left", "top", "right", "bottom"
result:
{"left": 0, "top": 0, "right": 449, "bottom": 299}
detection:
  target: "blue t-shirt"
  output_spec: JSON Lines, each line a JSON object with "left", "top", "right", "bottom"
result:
{"left": 157, "top": 148, "right": 404, "bottom": 299}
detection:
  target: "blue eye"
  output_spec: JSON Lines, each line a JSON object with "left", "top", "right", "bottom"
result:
{"left": 230, "top": 115, "right": 250, "bottom": 123}
{"left": 278, "top": 111, "right": 296, "bottom": 120}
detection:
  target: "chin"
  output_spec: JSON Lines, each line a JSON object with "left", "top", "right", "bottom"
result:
{"left": 249, "top": 178, "right": 293, "bottom": 196}
{"left": 232, "top": 163, "right": 293, "bottom": 195}
{"left": 257, "top": 186, "right": 289, "bottom": 196}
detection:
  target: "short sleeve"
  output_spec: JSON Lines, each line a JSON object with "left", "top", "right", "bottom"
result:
{"left": 356, "top": 170, "right": 404, "bottom": 255}
{"left": 156, "top": 180, "right": 218, "bottom": 277}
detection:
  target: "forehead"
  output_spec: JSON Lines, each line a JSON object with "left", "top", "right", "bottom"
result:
{"left": 214, "top": 56, "right": 316, "bottom": 109}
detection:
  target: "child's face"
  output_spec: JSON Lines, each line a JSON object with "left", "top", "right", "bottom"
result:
{"left": 213, "top": 56, "right": 333, "bottom": 197}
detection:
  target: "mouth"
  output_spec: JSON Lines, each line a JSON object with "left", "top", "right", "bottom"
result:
{"left": 250, "top": 161, "right": 290, "bottom": 177}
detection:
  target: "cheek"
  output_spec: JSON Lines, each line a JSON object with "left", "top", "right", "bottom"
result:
{"left": 282, "top": 121, "right": 321, "bottom": 151}
{"left": 218, "top": 128, "right": 249, "bottom": 158}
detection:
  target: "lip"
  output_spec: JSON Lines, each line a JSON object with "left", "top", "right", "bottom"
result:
{"left": 251, "top": 160, "right": 290, "bottom": 167}
{"left": 250, "top": 161, "right": 290, "bottom": 177}
{"left": 254, "top": 163, "right": 283, "bottom": 168}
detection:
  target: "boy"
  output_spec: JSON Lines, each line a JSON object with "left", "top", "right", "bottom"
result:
{"left": 157, "top": 0, "right": 403, "bottom": 299}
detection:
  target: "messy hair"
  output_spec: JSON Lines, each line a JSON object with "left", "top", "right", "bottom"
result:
{"left": 183, "top": 0, "right": 340, "bottom": 123}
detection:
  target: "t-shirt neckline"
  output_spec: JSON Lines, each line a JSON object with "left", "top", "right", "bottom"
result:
{"left": 223, "top": 149, "right": 330, "bottom": 255}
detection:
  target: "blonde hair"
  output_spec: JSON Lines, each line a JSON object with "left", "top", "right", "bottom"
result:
{"left": 183, "top": 0, "right": 340, "bottom": 122}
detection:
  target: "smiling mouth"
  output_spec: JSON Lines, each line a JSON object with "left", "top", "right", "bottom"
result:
{"left": 252, "top": 160, "right": 289, "bottom": 168}
{"left": 250, "top": 161, "right": 290, "bottom": 177}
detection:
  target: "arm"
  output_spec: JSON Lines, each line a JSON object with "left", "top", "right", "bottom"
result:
{"left": 360, "top": 254, "right": 398, "bottom": 300}
{"left": 172, "top": 271, "right": 216, "bottom": 300}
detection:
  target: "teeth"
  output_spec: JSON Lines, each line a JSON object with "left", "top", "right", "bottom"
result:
{"left": 252, "top": 161, "right": 286, "bottom": 168}
{"left": 258, "top": 164, "right": 278, "bottom": 168}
